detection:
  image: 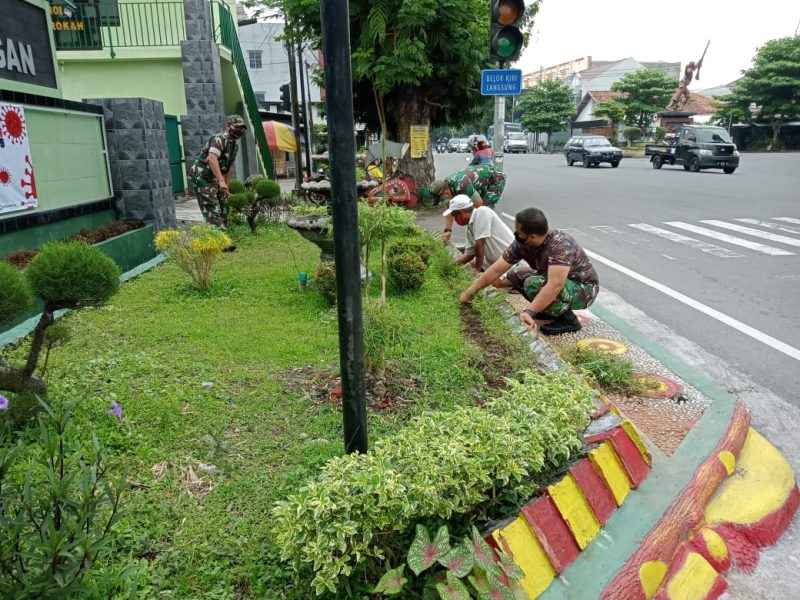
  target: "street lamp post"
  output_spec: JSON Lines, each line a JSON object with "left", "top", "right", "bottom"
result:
{"left": 320, "top": 0, "right": 368, "bottom": 454}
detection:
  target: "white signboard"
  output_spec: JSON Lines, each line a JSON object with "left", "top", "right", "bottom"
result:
{"left": 0, "top": 104, "right": 37, "bottom": 214}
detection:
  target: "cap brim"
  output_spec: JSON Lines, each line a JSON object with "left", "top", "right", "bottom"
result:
{"left": 442, "top": 208, "right": 455, "bottom": 217}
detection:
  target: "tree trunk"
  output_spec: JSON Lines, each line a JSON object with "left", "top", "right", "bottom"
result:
{"left": 768, "top": 118, "right": 782, "bottom": 152}
{"left": 22, "top": 310, "right": 54, "bottom": 379}
{"left": 386, "top": 89, "right": 435, "bottom": 188}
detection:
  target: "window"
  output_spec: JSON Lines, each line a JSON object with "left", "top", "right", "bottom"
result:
{"left": 248, "top": 50, "right": 262, "bottom": 69}
{"left": 254, "top": 93, "right": 266, "bottom": 106}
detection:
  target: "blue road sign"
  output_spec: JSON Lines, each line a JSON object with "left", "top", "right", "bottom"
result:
{"left": 481, "top": 69, "right": 522, "bottom": 96}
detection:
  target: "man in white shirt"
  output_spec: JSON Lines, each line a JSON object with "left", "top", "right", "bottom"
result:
{"left": 442, "top": 195, "right": 513, "bottom": 272}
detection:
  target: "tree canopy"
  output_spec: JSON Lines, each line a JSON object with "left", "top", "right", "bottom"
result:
{"left": 712, "top": 36, "right": 800, "bottom": 150}
{"left": 593, "top": 100, "right": 626, "bottom": 126}
{"left": 610, "top": 69, "right": 676, "bottom": 130}
{"left": 516, "top": 80, "right": 575, "bottom": 136}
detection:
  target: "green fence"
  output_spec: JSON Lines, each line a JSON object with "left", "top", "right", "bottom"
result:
{"left": 211, "top": 1, "right": 275, "bottom": 179}
{"left": 53, "top": 1, "right": 186, "bottom": 54}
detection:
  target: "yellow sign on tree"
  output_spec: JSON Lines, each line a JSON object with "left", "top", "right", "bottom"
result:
{"left": 409, "top": 125, "right": 429, "bottom": 159}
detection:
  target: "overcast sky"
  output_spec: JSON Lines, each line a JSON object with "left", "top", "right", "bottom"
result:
{"left": 517, "top": 0, "right": 800, "bottom": 88}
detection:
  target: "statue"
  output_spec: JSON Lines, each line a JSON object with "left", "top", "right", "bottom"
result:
{"left": 667, "top": 41, "right": 709, "bottom": 111}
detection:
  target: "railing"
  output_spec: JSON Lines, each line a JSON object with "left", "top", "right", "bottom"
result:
{"left": 53, "top": 1, "right": 186, "bottom": 54}
{"left": 211, "top": 1, "right": 276, "bottom": 179}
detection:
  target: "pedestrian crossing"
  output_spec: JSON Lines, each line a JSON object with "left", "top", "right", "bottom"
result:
{"left": 604, "top": 217, "right": 800, "bottom": 259}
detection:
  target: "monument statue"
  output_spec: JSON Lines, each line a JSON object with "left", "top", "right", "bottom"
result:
{"left": 667, "top": 41, "right": 709, "bottom": 111}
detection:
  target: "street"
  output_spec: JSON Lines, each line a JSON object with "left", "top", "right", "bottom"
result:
{"left": 435, "top": 151, "right": 800, "bottom": 404}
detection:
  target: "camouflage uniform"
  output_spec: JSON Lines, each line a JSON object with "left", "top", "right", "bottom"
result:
{"left": 445, "top": 164, "right": 506, "bottom": 207}
{"left": 190, "top": 118, "right": 243, "bottom": 229}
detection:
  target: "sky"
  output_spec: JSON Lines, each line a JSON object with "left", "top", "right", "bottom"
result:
{"left": 517, "top": 0, "right": 800, "bottom": 89}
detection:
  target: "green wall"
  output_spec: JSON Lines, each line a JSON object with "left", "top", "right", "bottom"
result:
{"left": 0, "top": 209, "right": 115, "bottom": 257}
{"left": 58, "top": 58, "right": 187, "bottom": 116}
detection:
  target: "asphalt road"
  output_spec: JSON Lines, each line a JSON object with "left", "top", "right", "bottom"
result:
{"left": 434, "top": 151, "right": 800, "bottom": 404}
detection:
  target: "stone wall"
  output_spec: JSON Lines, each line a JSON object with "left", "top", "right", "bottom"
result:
{"left": 85, "top": 97, "right": 176, "bottom": 231}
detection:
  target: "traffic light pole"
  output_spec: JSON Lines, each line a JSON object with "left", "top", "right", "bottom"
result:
{"left": 297, "top": 44, "right": 313, "bottom": 177}
{"left": 493, "top": 94, "right": 505, "bottom": 172}
{"left": 320, "top": 0, "right": 368, "bottom": 455}
{"left": 286, "top": 38, "right": 304, "bottom": 190}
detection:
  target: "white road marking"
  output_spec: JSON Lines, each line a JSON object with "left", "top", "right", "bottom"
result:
{"left": 774, "top": 217, "right": 800, "bottom": 225}
{"left": 737, "top": 218, "right": 800, "bottom": 236}
{"left": 700, "top": 220, "right": 800, "bottom": 247}
{"left": 629, "top": 223, "right": 743, "bottom": 258}
{"left": 496, "top": 213, "right": 800, "bottom": 362}
{"left": 584, "top": 250, "right": 800, "bottom": 363}
{"left": 662, "top": 255, "right": 676, "bottom": 260}
{"left": 664, "top": 221, "right": 794, "bottom": 256}
{"left": 502, "top": 212, "right": 516, "bottom": 222}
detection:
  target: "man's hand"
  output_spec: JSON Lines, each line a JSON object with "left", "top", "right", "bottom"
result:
{"left": 520, "top": 311, "right": 538, "bottom": 331}
{"left": 443, "top": 230, "right": 452, "bottom": 243}
{"left": 218, "top": 179, "right": 229, "bottom": 193}
{"left": 460, "top": 289, "right": 474, "bottom": 303}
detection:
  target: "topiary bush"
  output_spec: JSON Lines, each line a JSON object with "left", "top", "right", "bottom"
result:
{"left": 387, "top": 237, "right": 433, "bottom": 266}
{"left": 272, "top": 370, "right": 595, "bottom": 595}
{"left": 388, "top": 250, "right": 426, "bottom": 294}
{"left": 228, "top": 177, "right": 283, "bottom": 232}
{"left": 0, "top": 262, "right": 33, "bottom": 327}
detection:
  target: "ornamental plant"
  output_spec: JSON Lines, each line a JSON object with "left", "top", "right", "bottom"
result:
{"left": 0, "top": 261, "right": 33, "bottom": 327}
{"left": 362, "top": 301, "right": 408, "bottom": 375}
{"left": 314, "top": 261, "right": 337, "bottom": 305}
{"left": 387, "top": 237, "right": 433, "bottom": 266}
{"left": 154, "top": 224, "right": 232, "bottom": 291}
{"left": 228, "top": 177, "right": 283, "bottom": 232}
{"left": 0, "top": 401, "right": 129, "bottom": 597}
{"left": 272, "top": 370, "right": 595, "bottom": 595}
{"left": 1, "top": 243, "right": 119, "bottom": 398}
{"left": 387, "top": 250, "right": 426, "bottom": 294}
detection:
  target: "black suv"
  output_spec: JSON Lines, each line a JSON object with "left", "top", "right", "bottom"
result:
{"left": 564, "top": 135, "right": 623, "bottom": 168}
{"left": 645, "top": 125, "right": 740, "bottom": 174}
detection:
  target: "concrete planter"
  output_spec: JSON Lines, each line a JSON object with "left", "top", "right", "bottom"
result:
{"left": 286, "top": 215, "right": 334, "bottom": 262}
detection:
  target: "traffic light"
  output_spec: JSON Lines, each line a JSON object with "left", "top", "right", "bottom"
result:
{"left": 489, "top": 0, "right": 525, "bottom": 64}
{"left": 279, "top": 84, "right": 291, "bottom": 112}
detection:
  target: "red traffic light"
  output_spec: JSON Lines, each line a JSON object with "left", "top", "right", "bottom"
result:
{"left": 492, "top": 0, "right": 524, "bottom": 26}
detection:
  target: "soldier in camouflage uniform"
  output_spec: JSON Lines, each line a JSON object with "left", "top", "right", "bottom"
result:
{"left": 430, "top": 164, "right": 506, "bottom": 242}
{"left": 190, "top": 115, "right": 247, "bottom": 237}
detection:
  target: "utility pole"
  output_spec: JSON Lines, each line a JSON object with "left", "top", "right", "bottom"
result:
{"left": 320, "top": 0, "right": 367, "bottom": 454}
{"left": 297, "top": 42, "right": 313, "bottom": 177}
{"left": 305, "top": 60, "right": 317, "bottom": 169}
{"left": 493, "top": 94, "right": 505, "bottom": 171}
{"left": 286, "top": 36, "right": 304, "bottom": 189}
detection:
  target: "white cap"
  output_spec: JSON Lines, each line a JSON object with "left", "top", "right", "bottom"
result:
{"left": 442, "top": 194, "right": 473, "bottom": 216}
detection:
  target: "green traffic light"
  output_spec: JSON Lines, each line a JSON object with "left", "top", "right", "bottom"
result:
{"left": 497, "top": 34, "right": 517, "bottom": 58}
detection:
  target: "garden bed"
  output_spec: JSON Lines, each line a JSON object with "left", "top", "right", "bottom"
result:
{"left": 1, "top": 223, "right": 559, "bottom": 598}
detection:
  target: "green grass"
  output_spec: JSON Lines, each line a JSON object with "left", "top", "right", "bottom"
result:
{"left": 561, "top": 345, "right": 639, "bottom": 395}
{"left": 1, "top": 224, "right": 526, "bottom": 599}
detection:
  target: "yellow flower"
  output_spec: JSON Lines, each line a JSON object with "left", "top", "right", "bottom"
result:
{"left": 154, "top": 229, "right": 182, "bottom": 250}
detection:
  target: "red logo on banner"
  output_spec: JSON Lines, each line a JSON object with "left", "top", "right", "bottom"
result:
{"left": 0, "top": 106, "right": 27, "bottom": 144}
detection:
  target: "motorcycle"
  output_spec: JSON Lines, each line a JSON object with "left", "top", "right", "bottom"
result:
{"left": 436, "top": 141, "right": 447, "bottom": 154}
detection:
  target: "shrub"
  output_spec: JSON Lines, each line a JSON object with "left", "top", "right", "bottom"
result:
{"left": 562, "top": 345, "right": 638, "bottom": 395}
{"left": 26, "top": 242, "right": 120, "bottom": 311}
{"left": 624, "top": 127, "right": 643, "bottom": 143}
{"left": 272, "top": 370, "right": 595, "bottom": 595}
{"left": 388, "top": 250, "right": 426, "bottom": 294}
{"left": 314, "top": 261, "right": 337, "bottom": 305}
{"left": 363, "top": 301, "right": 409, "bottom": 375}
{"left": 653, "top": 127, "right": 668, "bottom": 143}
{"left": 154, "top": 224, "right": 232, "bottom": 291}
{"left": 0, "top": 262, "right": 33, "bottom": 326}
{"left": 0, "top": 401, "right": 129, "bottom": 597}
{"left": 387, "top": 238, "right": 433, "bottom": 266}
{"left": 6, "top": 249, "right": 38, "bottom": 270}
{"left": 228, "top": 177, "right": 283, "bottom": 232}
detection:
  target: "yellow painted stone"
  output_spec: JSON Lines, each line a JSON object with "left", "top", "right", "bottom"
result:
{"left": 666, "top": 552, "right": 719, "bottom": 600}
{"left": 706, "top": 428, "right": 797, "bottom": 526}
{"left": 700, "top": 527, "right": 728, "bottom": 562}
{"left": 622, "top": 420, "right": 652, "bottom": 466}
{"left": 589, "top": 441, "right": 633, "bottom": 506}
{"left": 718, "top": 450, "right": 735, "bottom": 475}
{"left": 639, "top": 560, "right": 668, "bottom": 599}
{"left": 491, "top": 516, "right": 556, "bottom": 599}
{"left": 577, "top": 338, "right": 627, "bottom": 355}
{"left": 548, "top": 474, "right": 600, "bottom": 549}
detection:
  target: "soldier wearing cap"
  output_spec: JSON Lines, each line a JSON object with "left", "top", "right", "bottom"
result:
{"left": 190, "top": 115, "right": 248, "bottom": 236}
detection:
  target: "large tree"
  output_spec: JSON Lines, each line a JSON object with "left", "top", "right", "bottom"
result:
{"left": 263, "top": 0, "right": 540, "bottom": 184}
{"left": 593, "top": 100, "right": 625, "bottom": 135}
{"left": 516, "top": 80, "right": 575, "bottom": 141}
{"left": 610, "top": 69, "right": 676, "bottom": 130}
{"left": 712, "top": 37, "right": 800, "bottom": 151}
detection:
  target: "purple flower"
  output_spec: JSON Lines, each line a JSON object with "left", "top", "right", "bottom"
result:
{"left": 0, "top": 394, "right": 8, "bottom": 411}
{"left": 107, "top": 400, "right": 123, "bottom": 420}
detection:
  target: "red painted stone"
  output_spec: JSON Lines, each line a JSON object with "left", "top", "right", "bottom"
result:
{"left": 570, "top": 458, "right": 617, "bottom": 526}
{"left": 608, "top": 427, "right": 650, "bottom": 488}
{"left": 521, "top": 494, "right": 580, "bottom": 574}
{"left": 590, "top": 403, "right": 612, "bottom": 420}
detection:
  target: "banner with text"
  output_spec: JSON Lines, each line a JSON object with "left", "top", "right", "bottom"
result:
{"left": 0, "top": 104, "right": 38, "bottom": 215}
{"left": 410, "top": 125, "right": 429, "bottom": 159}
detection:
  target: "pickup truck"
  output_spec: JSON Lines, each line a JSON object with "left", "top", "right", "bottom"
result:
{"left": 645, "top": 125, "right": 740, "bottom": 174}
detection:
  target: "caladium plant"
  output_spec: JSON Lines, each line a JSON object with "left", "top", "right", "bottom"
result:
{"left": 408, "top": 524, "right": 452, "bottom": 575}
{"left": 373, "top": 565, "right": 408, "bottom": 595}
{"left": 435, "top": 571, "right": 472, "bottom": 600}
{"left": 438, "top": 544, "right": 475, "bottom": 578}
{"left": 469, "top": 526, "right": 501, "bottom": 577}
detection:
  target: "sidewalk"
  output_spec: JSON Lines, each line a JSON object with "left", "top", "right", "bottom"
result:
{"left": 173, "top": 177, "right": 297, "bottom": 224}
{"left": 415, "top": 212, "right": 800, "bottom": 600}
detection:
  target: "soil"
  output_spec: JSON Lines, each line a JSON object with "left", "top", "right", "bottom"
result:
{"left": 459, "top": 304, "right": 523, "bottom": 389}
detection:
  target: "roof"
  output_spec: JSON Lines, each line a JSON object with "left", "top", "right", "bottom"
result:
{"left": 578, "top": 59, "right": 626, "bottom": 81}
{"left": 685, "top": 92, "right": 717, "bottom": 115}
{"left": 575, "top": 91, "right": 625, "bottom": 117}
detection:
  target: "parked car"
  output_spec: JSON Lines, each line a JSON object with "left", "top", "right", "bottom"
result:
{"left": 457, "top": 138, "right": 470, "bottom": 153}
{"left": 447, "top": 138, "right": 460, "bottom": 153}
{"left": 645, "top": 125, "right": 739, "bottom": 174}
{"left": 564, "top": 135, "right": 623, "bottom": 168}
{"left": 504, "top": 132, "right": 528, "bottom": 154}
{"left": 467, "top": 133, "right": 488, "bottom": 151}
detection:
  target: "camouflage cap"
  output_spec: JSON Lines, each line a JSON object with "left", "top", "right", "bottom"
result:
{"left": 226, "top": 114, "right": 247, "bottom": 129}
{"left": 429, "top": 180, "right": 446, "bottom": 197}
